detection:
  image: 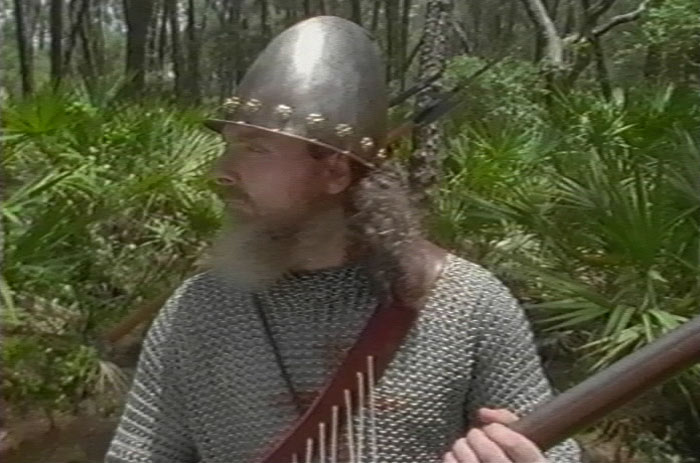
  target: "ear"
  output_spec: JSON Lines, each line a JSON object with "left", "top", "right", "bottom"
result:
{"left": 321, "top": 153, "right": 353, "bottom": 195}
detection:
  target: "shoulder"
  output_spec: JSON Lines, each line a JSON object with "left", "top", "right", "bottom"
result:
{"left": 435, "top": 253, "right": 515, "bottom": 303}
{"left": 424, "top": 253, "right": 524, "bottom": 324}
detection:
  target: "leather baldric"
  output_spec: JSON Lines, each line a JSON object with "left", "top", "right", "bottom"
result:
{"left": 258, "top": 240, "right": 448, "bottom": 463}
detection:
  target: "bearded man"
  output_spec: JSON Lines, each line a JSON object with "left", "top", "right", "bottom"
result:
{"left": 106, "top": 16, "right": 583, "bottom": 463}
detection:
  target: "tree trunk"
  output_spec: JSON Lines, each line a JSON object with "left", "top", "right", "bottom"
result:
{"left": 79, "top": 5, "right": 96, "bottom": 89}
{"left": 63, "top": 0, "right": 89, "bottom": 74}
{"left": 643, "top": 43, "right": 662, "bottom": 81}
{"left": 14, "top": 0, "right": 34, "bottom": 95}
{"left": 157, "top": 0, "right": 168, "bottom": 78}
{"left": 385, "top": 0, "right": 398, "bottom": 83}
{"left": 260, "top": 0, "right": 270, "bottom": 41}
{"left": 50, "top": 0, "right": 64, "bottom": 86}
{"left": 186, "top": 0, "right": 202, "bottom": 102}
{"left": 591, "top": 37, "right": 611, "bottom": 100}
{"left": 123, "top": 0, "right": 156, "bottom": 94}
{"left": 518, "top": 0, "right": 564, "bottom": 69}
{"left": 168, "top": 0, "right": 185, "bottom": 97}
{"left": 399, "top": 0, "right": 411, "bottom": 89}
{"left": 220, "top": 1, "right": 242, "bottom": 99}
{"left": 410, "top": 0, "right": 453, "bottom": 208}
{"left": 350, "top": 0, "right": 361, "bottom": 25}
{"left": 93, "top": 0, "right": 106, "bottom": 75}
{"left": 370, "top": 0, "right": 380, "bottom": 33}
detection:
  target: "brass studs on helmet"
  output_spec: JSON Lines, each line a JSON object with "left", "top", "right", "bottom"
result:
{"left": 273, "top": 104, "right": 293, "bottom": 121}
{"left": 222, "top": 96, "right": 241, "bottom": 112}
{"left": 306, "top": 113, "right": 326, "bottom": 126}
{"left": 335, "top": 123, "right": 354, "bottom": 138}
{"left": 244, "top": 98, "right": 262, "bottom": 113}
{"left": 360, "top": 136, "right": 375, "bottom": 152}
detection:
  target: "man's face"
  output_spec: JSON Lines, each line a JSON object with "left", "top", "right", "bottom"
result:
{"left": 210, "top": 124, "right": 350, "bottom": 228}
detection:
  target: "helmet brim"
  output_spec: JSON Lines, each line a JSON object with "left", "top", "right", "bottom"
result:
{"left": 202, "top": 119, "right": 375, "bottom": 168}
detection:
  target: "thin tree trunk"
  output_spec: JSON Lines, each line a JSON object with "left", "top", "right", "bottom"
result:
{"left": 410, "top": 0, "right": 453, "bottom": 208}
{"left": 13, "top": 0, "right": 33, "bottom": 95}
{"left": 146, "top": 0, "right": 160, "bottom": 78}
{"left": 317, "top": 0, "right": 326, "bottom": 15}
{"left": 591, "top": 37, "right": 611, "bottom": 100}
{"left": 370, "top": 0, "right": 380, "bottom": 33}
{"left": 222, "top": 1, "right": 242, "bottom": 97}
{"left": 123, "top": 0, "right": 156, "bottom": 94}
{"left": 50, "top": 0, "right": 64, "bottom": 86}
{"left": 93, "top": 0, "right": 106, "bottom": 75}
{"left": 350, "top": 0, "right": 361, "bottom": 25}
{"left": 399, "top": 0, "right": 411, "bottom": 89}
{"left": 385, "top": 0, "right": 398, "bottom": 83}
{"left": 260, "top": 0, "right": 270, "bottom": 41}
{"left": 63, "top": 0, "right": 88, "bottom": 73}
{"left": 518, "top": 0, "right": 564, "bottom": 69}
{"left": 303, "top": 0, "right": 311, "bottom": 16}
{"left": 168, "top": 0, "right": 185, "bottom": 97}
{"left": 79, "top": 7, "right": 96, "bottom": 88}
{"left": 38, "top": 2, "right": 47, "bottom": 51}
{"left": 186, "top": 0, "right": 201, "bottom": 102}
{"left": 157, "top": 0, "right": 168, "bottom": 78}
{"left": 502, "top": 1, "right": 517, "bottom": 55}
{"left": 470, "top": 0, "right": 481, "bottom": 54}
{"left": 642, "top": 43, "right": 661, "bottom": 81}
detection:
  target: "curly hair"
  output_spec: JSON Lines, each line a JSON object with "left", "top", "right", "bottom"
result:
{"left": 345, "top": 158, "right": 426, "bottom": 300}
{"left": 308, "top": 142, "right": 427, "bottom": 299}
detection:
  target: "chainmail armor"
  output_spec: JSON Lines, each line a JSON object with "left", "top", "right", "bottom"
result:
{"left": 106, "top": 253, "right": 583, "bottom": 463}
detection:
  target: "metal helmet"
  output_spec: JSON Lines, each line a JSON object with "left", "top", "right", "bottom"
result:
{"left": 204, "top": 16, "right": 388, "bottom": 168}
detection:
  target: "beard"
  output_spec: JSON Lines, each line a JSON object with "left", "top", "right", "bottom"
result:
{"left": 205, "top": 158, "right": 424, "bottom": 297}
{"left": 206, "top": 204, "right": 348, "bottom": 291}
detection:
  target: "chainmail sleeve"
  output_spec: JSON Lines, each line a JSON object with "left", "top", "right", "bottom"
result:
{"left": 105, "top": 286, "right": 198, "bottom": 463}
{"left": 465, "top": 276, "right": 583, "bottom": 463}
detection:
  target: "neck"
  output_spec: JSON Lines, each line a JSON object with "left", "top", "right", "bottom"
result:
{"left": 288, "top": 206, "right": 354, "bottom": 272}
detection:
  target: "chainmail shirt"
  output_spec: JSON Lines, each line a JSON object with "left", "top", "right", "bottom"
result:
{"left": 106, "top": 253, "right": 583, "bottom": 462}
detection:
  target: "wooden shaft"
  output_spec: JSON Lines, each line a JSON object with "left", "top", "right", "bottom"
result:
{"left": 509, "top": 314, "right": 700, "bottom": 450}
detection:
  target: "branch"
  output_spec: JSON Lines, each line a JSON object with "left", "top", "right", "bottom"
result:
{"left": 593, "top": 0, "right": 649, "bottom": 37}
{"left": 451, "top": 18, "right": 472, "bottom": 54}
{"left": 517, "top": 0, "right": 564, "bottom": 67}
{"left": 590, "top": 0, "right": 616, "bottom": 22}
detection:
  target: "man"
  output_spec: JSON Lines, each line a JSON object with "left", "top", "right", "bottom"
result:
{"left": 106, "top": 16, "right": 583, "bottom": 463}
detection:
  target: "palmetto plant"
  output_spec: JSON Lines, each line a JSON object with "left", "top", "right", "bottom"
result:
{"left": 432, "top": 79, "right": 700, "bottom": 457}
{"left": 2, "top": 87, "right": 223, "bottom": 415}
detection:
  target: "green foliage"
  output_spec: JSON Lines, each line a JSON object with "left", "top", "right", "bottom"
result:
{"left": 2, "top": 86, "right": 223, "bottom": 413}
{"left": 444, "top": 56, "right": 548, "bottom": 129}
{"left": 433, "top": 67, "right": 700, "bottom": 458}
{"left": 642, "top": 0, "right": 700, "bottom": 53}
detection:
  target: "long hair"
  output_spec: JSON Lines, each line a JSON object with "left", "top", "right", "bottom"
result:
{"left": 344, "top": 157, "right": 425, "bottom": 300}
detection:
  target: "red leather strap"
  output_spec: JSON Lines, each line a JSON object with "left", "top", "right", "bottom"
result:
{"left": 258, "top": 297, "right": 417, "bottom": 463}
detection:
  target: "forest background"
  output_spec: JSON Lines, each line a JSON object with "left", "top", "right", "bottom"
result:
{"left": 1, "top": 0, "right": 699, "bottom": 461}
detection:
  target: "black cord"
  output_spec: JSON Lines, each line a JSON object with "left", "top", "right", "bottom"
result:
{"left": 252, "top": 293, "right": 304, "bottom": 415}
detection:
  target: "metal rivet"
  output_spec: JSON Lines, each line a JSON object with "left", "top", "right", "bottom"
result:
{"left": 306, "top": 113, "right": 326, "bottom": 126}
{"left": 335, "top": 123, "right": 354, "bottom": 137}
{"left": 244, "top": 98, "right": 262, "bottom": 112}
{"left": 360, "top": 136, "right": 375, "bottom": 151}
{"left": 273, "top": 104, "right": 293, "bottom": 121}
{"left": 223, "top": 96, "right": 241, "bottom": 112}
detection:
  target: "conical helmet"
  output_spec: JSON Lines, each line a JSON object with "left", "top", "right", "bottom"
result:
{"left": 204, "top": 16, "right": 388, "bottom": 168}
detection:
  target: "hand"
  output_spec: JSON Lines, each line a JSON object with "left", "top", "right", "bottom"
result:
{"left": 442, "top": 407, "right": 546, "bottom": 463}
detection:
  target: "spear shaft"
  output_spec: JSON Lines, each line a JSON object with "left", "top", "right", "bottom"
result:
{"left": 509, "top": 314, "right": 700, "bottom": 450}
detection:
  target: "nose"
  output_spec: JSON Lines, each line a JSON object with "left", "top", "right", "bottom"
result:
{"left": 210, "top": 153, "right": 239, "bottom": 187}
